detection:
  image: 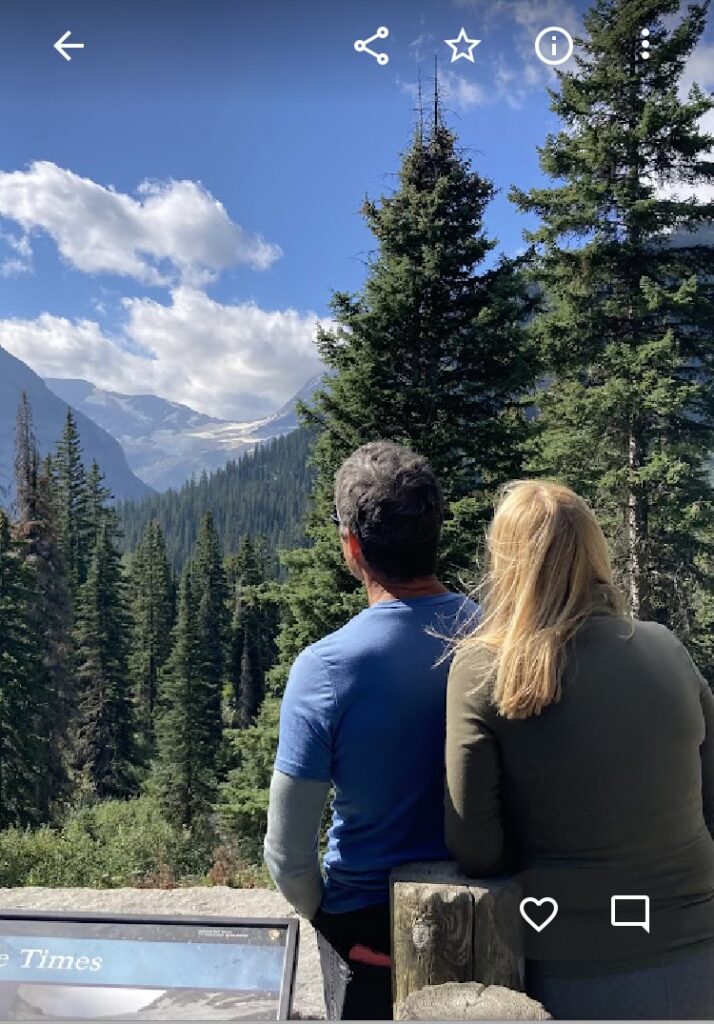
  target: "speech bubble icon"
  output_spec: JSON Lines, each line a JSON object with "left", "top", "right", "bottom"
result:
{"left": 611, "top": 895, "right": 650, "bottom": 933}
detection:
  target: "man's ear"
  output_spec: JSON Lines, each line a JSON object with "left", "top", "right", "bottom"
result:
{"left": 346, "top": 529, "right": 362, "bottom": 564}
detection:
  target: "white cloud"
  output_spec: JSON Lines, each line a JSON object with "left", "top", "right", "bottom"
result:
{"left": 0, "top": 162, "right": 282, "bottom": 286}
{"left": 439, "top": 69, "right": 488, "bottom": 110}
{"left": 681, "top": 42, "right": 714, "bottom": 95}
{"left": 401, "top": 68, "right": 488, "bottom": 112}
{"left": 450, "top": 0, "right": 581, "bottom": 107}
{"left": 654, "top": 40, "right": 714, "bottom": 206}
{"left": 0, "top": 228, "right": 32, "bottom": 277}
{"left": 0, "top": 287, "right": 326, "bottom": 419}
{"left": 454, "top": 0, "right": 580, "bottom": 33}
{"left": 677, "top": 42, "right": 714, "bottom": 204}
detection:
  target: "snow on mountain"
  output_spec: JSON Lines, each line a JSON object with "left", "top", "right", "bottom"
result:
{"left": 45, "top": 375, "right": 323, "bottom": 492}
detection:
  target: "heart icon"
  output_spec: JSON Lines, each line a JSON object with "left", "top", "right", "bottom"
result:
{"left": 519, "top": 897, "right": 559, "bottom": 933}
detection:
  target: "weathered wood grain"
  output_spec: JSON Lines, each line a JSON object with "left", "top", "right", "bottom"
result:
{"left": 470, "top": 879, "right": 524, "bottom": 990}
{"left": 392, "top": 882, "right": 474, "bottom": 1009}
{"left": 391, "top": 862, "right": 524, "bottom": 1014}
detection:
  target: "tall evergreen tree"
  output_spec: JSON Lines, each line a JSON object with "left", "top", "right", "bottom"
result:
{"left": 237, "top": 635, "right": 262, "bottom": 729}
{"left": 14, "top": 392, "right": 41, "bottom": 525}
{"left": 85, "top": 461, "right": 115, "bottom": 552}
{"left": 154, "top": 563, "right": 218, "bottom": 829}
{"left": 219, "top": 96, "right": 538, "bottom": 843}
{"left": 226, "top": 536, "right": 279, "bottom": 732}
{"left": 13, "top": 394, "right": 72, "bottom": 818}
{"left": 0, "top": 510, "right": 44, "bottom": 827}
{"left": 192, "top": 513, "right": 228, "bottom": 748}
{"left": 54, "top": 408, "right": 90, "bottom": 596}
{"left": 283, "top": 94, "right": 536, "bottom": 662}
{"left": 512, "top": 0, "right": 714, "bottom": 665}
{"left": 73, "top": 520, "right": 136, "bottom": 800}
{"left": 128, "top": 521, "right": 174, "bottom": 756}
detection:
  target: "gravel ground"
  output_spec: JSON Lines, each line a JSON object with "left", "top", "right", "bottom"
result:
{"left": 0, "top": 887, "right": 325, "bottom": 1020}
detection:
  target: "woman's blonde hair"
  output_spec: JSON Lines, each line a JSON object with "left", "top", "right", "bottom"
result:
{"left": 458, "top": 480, "right": 627, "bottom": 720}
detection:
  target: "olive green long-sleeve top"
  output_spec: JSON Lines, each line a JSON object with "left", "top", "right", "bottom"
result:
{"left": 446, "top": 612, "right": 714, "bottom": 974}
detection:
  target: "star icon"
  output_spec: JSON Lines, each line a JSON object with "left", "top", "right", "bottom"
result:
{"left": 445, "top": 27, "right": 481, "bottom": 63}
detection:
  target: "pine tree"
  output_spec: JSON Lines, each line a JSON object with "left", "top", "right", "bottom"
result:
{"left": 227, "top": 535, "right": 280, "bottom": 729}
{"left": 281, "top": 92, "right": 536, "bottom": 662}
{"left": 13, "top": 394, "right": 72, "bottom": 818}
{"left": 128, "top": 521, "right": 174, "bottom": 756}
{"left": 14, "top": 392, "right": 41, "bottom": 525}
{"left": 85, "top": 460, "right": 114, "bottom": 552}
{"left": 0, "top": 510, "right": 44, "bottom": 827}
{"left": 154, "top": 563, "right": 218, "bottom": 829}
{"left": 237, "top": 639, "right": 262, "bottom": 729}
{"left": 512, "top": 0, "right": 714, "bottom": 665}
{"left": 54, "top": 408, "right": 90, "bottom": 596}
{"left": 192, "top": 513, "right": 228, "bottom": 749}
{"left": 219, "top": 95, "right": 538, "bottom": 845}
{"left": 73, "top": 520, "right": 136, "bottom": 800}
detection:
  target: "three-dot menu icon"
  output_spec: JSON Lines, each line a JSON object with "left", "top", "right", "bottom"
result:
{"left": 640, "top": 28, "right": 651, "bottom": 60}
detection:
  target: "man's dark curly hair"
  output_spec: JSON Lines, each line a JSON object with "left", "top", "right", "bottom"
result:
{"left": 334, "top": 441, "right": 444, "bottom": 583}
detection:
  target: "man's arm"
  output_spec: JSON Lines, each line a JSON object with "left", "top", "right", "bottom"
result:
{"left": 267, "top": 647, "right": 335, "bottom": 918}
{"left": 264, "top": 770, "right": 329, "bottom": 920}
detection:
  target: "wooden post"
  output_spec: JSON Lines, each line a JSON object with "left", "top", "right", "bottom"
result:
{"left": 391, "top": 862, "right": 524, "bottom": 1012}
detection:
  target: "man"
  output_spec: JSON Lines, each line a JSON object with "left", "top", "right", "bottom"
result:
{"left": 264, "top": 441, "right": 476, "bottom": 1020}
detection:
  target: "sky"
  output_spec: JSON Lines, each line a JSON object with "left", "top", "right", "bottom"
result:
{"left": 0, "top": 0, "right": 711, "bottom": 420}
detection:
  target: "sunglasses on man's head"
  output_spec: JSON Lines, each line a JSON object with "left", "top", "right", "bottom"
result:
{"left": 330, "top": 507, "right": 341, "bottom": 526}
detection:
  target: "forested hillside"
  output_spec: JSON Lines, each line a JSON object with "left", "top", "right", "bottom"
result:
{"left": 117, "top": 427, "right": 314, "bottom": 570}
{"left": 0, "top": 0, "right": 712, "bottom": 889}
{"left": 1, "top": 393, "right": 283, "bottom": 884}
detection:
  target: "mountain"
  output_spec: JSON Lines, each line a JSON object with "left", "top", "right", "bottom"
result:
{"left": 42, "top": 377, "right": 221, "bottom": 438}
{"left": 118, "top": 427, "right": 315, "bottom": 569}
{"left": 46, "top": 374, "right": 323, "bottom": 491}
{"left": 0, "top": 345, "right": 151, "bottom": 503}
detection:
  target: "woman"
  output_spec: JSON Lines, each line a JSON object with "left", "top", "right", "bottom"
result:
{"left": 445, "top": 480, "right": 714, "bottom": 1020}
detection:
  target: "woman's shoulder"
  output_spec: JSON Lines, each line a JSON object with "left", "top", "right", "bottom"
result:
{"left": 448, "top": 642, "right": 496, "bottom": 710}
{"left": 634, "top": 618, "right": 708, "bottom": 684}
{"left": 580, "top": 614, "right": 708, "bottom": 689}
{"left": 586, "top": 613, "right": 685, "bottom": 648}
{"left": 578, "top": 612, "right": 669, "bottom": 645}
{"left": 450, "top": 639, "right": 495, "bottom": 673}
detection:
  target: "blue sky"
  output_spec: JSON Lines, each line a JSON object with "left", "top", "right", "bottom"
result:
{"left": 0, "top": 0, "right": 711, "bottom": 419}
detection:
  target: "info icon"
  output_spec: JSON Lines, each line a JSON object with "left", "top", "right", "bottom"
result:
{"left": 534, "top": 26, "right": 574, "bottom": 67}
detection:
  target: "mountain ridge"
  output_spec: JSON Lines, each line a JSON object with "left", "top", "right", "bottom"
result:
{"left": 0, "top": 345, "right": 151, "bottom": 502}
{"left": 46, "top": 374, "right": 323, "bottom": 491}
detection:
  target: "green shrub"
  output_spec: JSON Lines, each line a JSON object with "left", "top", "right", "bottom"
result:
{"left": 0, "top": 796, "right": 212, "bottom": 888}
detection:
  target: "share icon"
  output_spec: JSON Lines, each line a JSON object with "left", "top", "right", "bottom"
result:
{"left": 354, "top": 27, "right": 390, "bottom": 66}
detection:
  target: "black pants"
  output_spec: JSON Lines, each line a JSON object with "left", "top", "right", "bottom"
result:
{"left": 312, "top": 903, "right": 392, "bottom": 1020}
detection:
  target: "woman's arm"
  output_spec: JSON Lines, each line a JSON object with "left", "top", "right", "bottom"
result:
{"left": 445, "top": 650, "right": 506, "bottom": 877}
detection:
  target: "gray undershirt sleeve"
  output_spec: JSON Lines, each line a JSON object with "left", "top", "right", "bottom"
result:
{"left": 264, "top": 769, "right": 329, "bottom": 919}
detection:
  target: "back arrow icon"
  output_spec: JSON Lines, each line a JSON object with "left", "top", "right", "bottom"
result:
{"left": 54, "top": 30, "right": 85, "bottom": 61}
